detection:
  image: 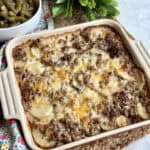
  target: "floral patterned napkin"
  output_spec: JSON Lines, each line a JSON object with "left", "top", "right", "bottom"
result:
{"left": 0, "top": 45, "right": 29, "bottom": 150}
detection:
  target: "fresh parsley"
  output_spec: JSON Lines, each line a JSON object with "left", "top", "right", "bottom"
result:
{"left": 52, "top": 0, "right": 119, "bottom": 20}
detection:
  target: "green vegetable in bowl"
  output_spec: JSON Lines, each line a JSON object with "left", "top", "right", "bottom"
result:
{"left": 52, "top": 0, "right": 119, "bottom": 20}
{"left": 0, "top": 0, "right": 37, "bottom": 28}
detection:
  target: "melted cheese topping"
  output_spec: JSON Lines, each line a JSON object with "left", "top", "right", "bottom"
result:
{"left": 105, "top": 75, "right": 122, "bottom": 95}
{"left": 136, "top": 103, "right": 149, "bottom": 119}
{"left": 13, "top": 25, "right": 150, "bottom": 148}
{"left": 73, "top": 102, "right": 89, "bottom": 119}
{"left": 14, "top": 27, "right": 142, "bottom": 122}
{"left": 29, "top": 96, "right": 54, "bottom": 123}
{"left": 26, "top": 60, "right": 45, "bottom": 75}
{"left": 82, "top": 88, "right": 101, "bottom": 104}
{"left": 90, "top": 27, "right": 106, "bottom": 41}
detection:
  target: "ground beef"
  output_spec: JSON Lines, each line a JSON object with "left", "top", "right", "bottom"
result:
{"left": 104, "top": 31, "right": 126, "bottom": 58}
{"left": 51, "top": 120, "right": 71, "bottom": 143}
{"left": 29, "top": 38, "right": 44, "bottom": 49}
{"left": 105, "top": 31, "right": 116, "bottom": 47}
{"left": 41, "top": 58, "right": 53, "bottom": 66}
{"left": 103, "top": 90, "right": 143, "bottom": 123}
{"left": 96, "top": 40, "right": 110, "bottom": 50}
{"left": 58, "top": 39, "right": 66, "bottom": 47}
{"left": 14, "top": 67, "right": 22, "bottom": 74}
{"left": 108, "top": 46, "right": 123, "bottom": 58}
{"left": 61, "top": 54, "right": 72, "bottom": 62}
{"left": 20, "top": 80, "right": 34, "bottom": 102}
{"left": 38, "top": 118, "right": 88, "bottom": 146}
{"left": 72, "top": 41, "right": 81, "bottom": 49}
{"left": 41, "top": 52, "right": 53, "bottom": 66}
{"left": 12, "top": 47, "right": 26, "bottom": 61}
{"left": 69, "top": 123, "right": 87, "bottom": 141}
{"left": 137, "top": 90, "right": 150, "bottom": 114}
{"left": 114, "top": 91, "right": 137, "bottom": 118}
{"left": 81, "top": 28, "right": 91, "bottom": 42}
{"left": 89, "top": 118, "right": 101, "bottom": 135}
{"left": 71, "top": 34, "right": 82, "bottom": 49}
{"left": 83, "top": 74, "right": 90, "bottom": 85}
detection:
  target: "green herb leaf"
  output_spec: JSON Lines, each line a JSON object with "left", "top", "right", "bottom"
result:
{"left": 64, "top": 0, "right": 73, "bottom": 17}
{"left": 56, "top": 0, "right": 66, "bottom": 4}
{"left": 52, "top": 0, "right": 119, "bottom": 19}
{"left": 85, "top": 8, "right": 96, "bottom": 20}
{"left": 87, "top": 0, "right": 96, "bottom": 9}
{"left": 96, "top": 6, "right": 108, "bottom": 17}
{"left": 110, "top": 0, "right": 119, "bottom": 7}
{"left": 96, "top": 0, "right": 118, "bottom": 7}
{"left": 79, "top": 0, "right": 96, "bottom": 9}
{"left": 52, "top": 4, "right": 65, "bottom": 17}
{"left": 79, "top": 0, "right": 89, "bottom": 7}
{"left": 104, "top": 4, "right": 119, "bottom": 18}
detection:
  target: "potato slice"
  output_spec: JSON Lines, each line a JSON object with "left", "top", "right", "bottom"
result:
{"left": 132, "top": 68, "right": 145, "bottom": 91}
{"left": 100, "top": 116, "right": 115, "bottom": 131}
{"left": 32, "top": 128, "right": 56, "bottom": 148}
{"left": 29, "top": 96, "right": 54, "bottom": 123}
{"left": 31, "top": 47, "right": 41, "bottom": 59}
{"left": 136, "top": 103, "right": 149, "bottom": 119}
{"left": 116, "top": 69, "right": 133, "bottom": 80}
{"left": 26, "top": 60, "right": 45, "bottom": 75}
{"left": 116, "top": 115, "right": 129, "bottom": 127}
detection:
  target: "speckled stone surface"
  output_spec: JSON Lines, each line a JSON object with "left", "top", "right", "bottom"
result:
{"left": 118, "top": 0, "right": 150, "bottom": 51}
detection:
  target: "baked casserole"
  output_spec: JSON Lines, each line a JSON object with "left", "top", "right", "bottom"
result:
{"left": 12, "top": 26, "right": 150, "bottom": 148}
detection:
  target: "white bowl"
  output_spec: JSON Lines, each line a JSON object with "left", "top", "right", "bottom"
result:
{"left": 0, "top": 0, "right": 42, "bottom": 42}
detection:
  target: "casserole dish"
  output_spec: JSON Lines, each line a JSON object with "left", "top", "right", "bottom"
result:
{"left": 0, "top": 19, "right": 150, "bottom": 150}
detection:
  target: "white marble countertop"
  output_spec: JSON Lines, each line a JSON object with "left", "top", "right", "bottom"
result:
{"left": 118, "top": 0, "right": 150, "bottom": 149}
{"left": 118, "top": 0, "right": 150, "bottom": 51}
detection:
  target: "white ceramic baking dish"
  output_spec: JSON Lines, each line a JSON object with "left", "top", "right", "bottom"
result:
{"left": 0, "top": 19, "right": 150, "bottom": 150}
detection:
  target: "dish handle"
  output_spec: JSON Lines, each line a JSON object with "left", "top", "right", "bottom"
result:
{"left": 131, "top": 40, "right": 150, "bottom": 68}
{"left": 118, "top": 20, "right": 150, "bottom": 67}
{"left": 0, "top": 69, "right": 19, "bottom": 119}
